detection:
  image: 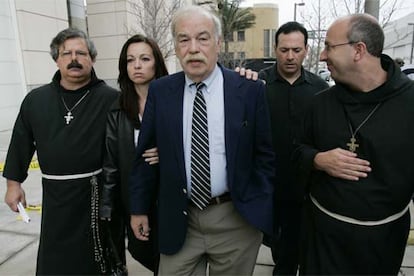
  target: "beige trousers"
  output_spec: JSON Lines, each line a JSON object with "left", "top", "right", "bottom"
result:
{"left": 159, "top": 201, "right": 263, "bottom": 275}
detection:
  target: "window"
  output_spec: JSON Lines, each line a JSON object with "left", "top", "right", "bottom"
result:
{"left": 227, "top": 32, "right": 234, "bottom": 42}
{"left": 263, "top": 29, "right": 270, "bottom": 57}
{"left": 272, "top": 29, "right": 277, "bottom": 46}
{"left": 237, "top": 31, "right": 245, "bottom": 41}
{"left": 271, "top": 29, "right": 277, "bottom": 57}
{"left": 263, "top": 29, "right": 276, "bottom": 57}
{"left": 238, "top": 52, "right": 245, "bottom": 60}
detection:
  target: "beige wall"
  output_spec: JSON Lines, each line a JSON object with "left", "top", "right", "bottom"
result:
{"left": 86, "top": 0, "right": 186, "bottom": 85}
{"left": 0, "top": 0, "right": 277, "bottom": 131}
{"left": 0, "top": 0, "right": 68, "bottom": 131}
{"left": 15, "top": 0, "right": 68, "bottom": 89}
{"left": 228, "top": 3, "right": 279, "bottom": 60}
{"left": 86, "top": 0, "right": 133, "bottom": 88}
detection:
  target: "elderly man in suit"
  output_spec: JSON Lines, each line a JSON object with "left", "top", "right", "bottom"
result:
{"left": 130, "top": 5, "right": 275, "bottom": 275}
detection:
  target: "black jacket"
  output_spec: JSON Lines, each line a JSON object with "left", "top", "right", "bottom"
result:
{"left": 100, "top": 98, "right": 158, "bottom": 272}
{"left": 101, "top": 98, "right": 136, "bottom": 218}
{"left": 259, "top": 64, "right": 329, "bottom": 202}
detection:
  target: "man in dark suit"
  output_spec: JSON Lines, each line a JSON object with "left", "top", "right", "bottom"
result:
{"left": 130, "top": 5, "right": 275, "bottom": 275}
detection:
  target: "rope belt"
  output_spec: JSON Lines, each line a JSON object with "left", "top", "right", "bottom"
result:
{"left": 42, "top": 169, "right": 102, "bottom": 180}
{"left": 310, "top": 194, "right": 410, "bottom": 226}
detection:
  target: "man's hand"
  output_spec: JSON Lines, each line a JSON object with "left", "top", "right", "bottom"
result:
{"left": 314, "top": 148, "right": 371, "bottom": 181}
{"left": 143, "top": 147, "right": 159, "bottom": 165}
{"left": 235, "top": 67, "right": 258, "bottom": 81}
{"left": 131, "top": 214, "right": 150, "bottom": 241}
{"left": 4, "top": 180, "right": 26, "bottom": 212}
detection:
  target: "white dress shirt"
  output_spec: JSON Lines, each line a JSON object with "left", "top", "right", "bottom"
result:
{"left": 183, "top": 65, "right": 228, "bottom": 198}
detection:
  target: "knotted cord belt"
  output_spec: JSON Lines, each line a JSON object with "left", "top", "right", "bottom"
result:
{"left": 310, "top": 194, "right": 410, "bottom": 226}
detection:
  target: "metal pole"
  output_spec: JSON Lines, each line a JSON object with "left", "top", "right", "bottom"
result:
{"left": 409, "top": 23, "right": 414, "bottom": 64}
{"left": 294, "top": 3, "right": 297, "bottom": 21}
{"left": 294, "top": 3, "right": 305, "bottom": 22}
{"left": 364, "top": 0, "right": 379, "bottom": 19}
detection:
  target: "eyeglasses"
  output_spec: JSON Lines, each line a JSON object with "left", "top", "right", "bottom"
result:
{"left": 59, "top": 50, "right": 89, "bottom": 59}
{"left": 324, "top": 41, "right": 356, "bottom": 51}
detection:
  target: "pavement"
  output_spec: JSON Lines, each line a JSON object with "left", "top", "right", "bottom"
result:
{"left": 0, "top": 128, "right": 413, "bottom": 275}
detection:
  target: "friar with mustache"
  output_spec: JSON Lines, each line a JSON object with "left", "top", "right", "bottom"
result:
{"left": 3, "top": 28, "right": 118, "bottom": 275}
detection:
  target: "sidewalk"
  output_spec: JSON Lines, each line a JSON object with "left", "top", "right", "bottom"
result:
{"left": 0, "top": 128, "right": 413, "bottom": 275}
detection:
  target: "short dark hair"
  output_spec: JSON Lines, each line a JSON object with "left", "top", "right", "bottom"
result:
{"left": 347, "top": 14, "right": 384, "bottom": 57}
{"left": 50, "top": 28, "right": 97, "bottom": 61}
{"left": 275, "top": 21, "right": 308, "bottom": 47}
{"left": 118, "top": 34, "right": 169, "bottom": 128}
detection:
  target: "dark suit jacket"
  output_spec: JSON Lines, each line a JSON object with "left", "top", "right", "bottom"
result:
{"left": 130, "top": 65, "right": 275, "bottom": 255}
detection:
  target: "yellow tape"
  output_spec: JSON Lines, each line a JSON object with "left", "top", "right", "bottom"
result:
{"left": 27, "top": 204, "right": 42, "bottom": 212}
{"left": 408, "top": 229, "right": 414, "bottom": 245}
{"left": 0, "top": 159, "right": 40, "bottom": 172}
{"left": 28, "top": 160, "right": 40, "bottom": 170}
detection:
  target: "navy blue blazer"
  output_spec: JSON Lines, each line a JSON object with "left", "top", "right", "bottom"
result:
{"left": 130, "top": 65, "right": 275, "bottom": 255}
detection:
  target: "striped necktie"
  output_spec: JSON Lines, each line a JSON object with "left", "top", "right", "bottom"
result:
{"left": 190, "top": 82, "right": 211, "bottom": 210}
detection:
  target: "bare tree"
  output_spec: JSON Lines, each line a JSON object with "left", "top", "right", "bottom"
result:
{"left": 329, "top": 0, "right": 401, "bottom": 28}
{"left": 300, "top": 0, "right": 330, "bottom": 73}
{"left": 378, "top": 0, "right": 400, "bottom": 28}
{"left": 299, "top": 0, "right": 402, "bottom": 74}
{"left": 129, "top": 0, "right": 183, "bottom": 59}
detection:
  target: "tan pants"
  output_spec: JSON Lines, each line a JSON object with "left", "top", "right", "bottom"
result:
{"left": 159, "top": 201, "right": 263, "bottom": 275}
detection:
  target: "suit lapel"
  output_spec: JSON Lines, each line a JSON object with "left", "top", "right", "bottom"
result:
{"left": 222, "top": 68, "right": 245, "bottom": 172}
{"left": 165, "top": 68, "right": 246, "bottom": 185}
{"left": 165, "top": 73, "right": 187, "bottom": 183}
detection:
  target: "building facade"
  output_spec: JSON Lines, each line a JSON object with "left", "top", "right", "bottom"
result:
{"left": 0, "top": 0, "right": 277, "bottom": 131}
{"left": 0, "top": 0, "right": 75, "bottom": 131}
{"left": 224, "top": 3, "right": 278, "bottom": 67}
{"left": 383, "top": 11, "right": 414, "bottom": 65}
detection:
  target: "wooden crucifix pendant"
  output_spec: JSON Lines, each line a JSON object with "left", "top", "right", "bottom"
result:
{"left": 346, "top": 136, "right": 359, "bottom": 153}
{"left": 64, "top": 111, "right": 74, "bottom": 125}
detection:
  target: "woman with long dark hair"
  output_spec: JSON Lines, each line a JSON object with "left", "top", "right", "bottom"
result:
{"left": 100, "top": 34, "right": 168, "bottom": 274}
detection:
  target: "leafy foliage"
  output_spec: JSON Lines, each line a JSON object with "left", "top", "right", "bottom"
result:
{"left": 217, "top": 0, "right": 256, "bottom": 67}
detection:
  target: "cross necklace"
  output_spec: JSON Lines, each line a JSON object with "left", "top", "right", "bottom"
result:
{"left": 345, "top": 102, "right": 381, "bottom": 153}
{"left": 61, "top": 90, "right": 91, "bottom": 125}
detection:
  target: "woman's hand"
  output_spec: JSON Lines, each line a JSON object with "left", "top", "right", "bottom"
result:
{"left": 143, "top": 147, "right": 159, "bottom": 165}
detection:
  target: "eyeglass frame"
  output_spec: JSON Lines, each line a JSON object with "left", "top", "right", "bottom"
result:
{"left": 323, "top": 41, "right": 357, "bottom": 52}
{"left": 59, "top": 50, "right": 90, "bottom": 59}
